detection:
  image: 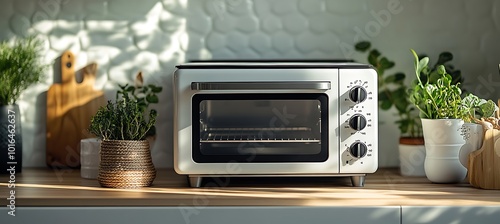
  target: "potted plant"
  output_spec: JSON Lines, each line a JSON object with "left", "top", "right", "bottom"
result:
{"left": 458, "top": 94, "right": 497, "bottom": 168}
{"left": 81, "top": 72, "right": 162, "bottom": 180}
{"left": 355, "top": 42, "right": 424, "bottom": 176}
{"left": 408, "top": 49, "right": 496, "bottom": 183}
{"left": 88, "top": 78, "right": 161, "bottom": 188}
{"left": 0, "top": 36, "right": 48, "bottom": 174}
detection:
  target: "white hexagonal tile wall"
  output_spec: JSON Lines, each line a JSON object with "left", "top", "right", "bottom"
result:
{"left": 253, "top": 0, "right": 271, "bottom": 16}
{"left": 159, "top": 10, "right": 185, "bottom": 33}
{"left": 271, "top": 0, "right": 298, "bottom": 15}
{"left": 13, "top": 0, "right": 37, "bottom": 17}
{"left": 206, "top": 32, "right": 226, "bottom": 51}
{"left": 298, "top": 0, "right": 324, "bottom": 16}
{"left": 318, "top": 32, "right": 340, "bottom": 53}
{"left": 162, "top": 0, "right": 188, "bottom": 15}
{"left": 282, "top": 14, "right": 308, "bottom": 34}
{"left": 237, "top": 15, "right": 259, "bottom": 33}
{"left": 261, "top": 15, "right": 282, "bottom": 34}
{"left": 227, "top": 0, "right": 252, "bottom": 16}
{"left": 309, "top": 14, "right": 332, "bottom": 34}
{"left": 48, "top": 30, "right": 81, "bottom": 52}
{"left": 108, "top": 0, "right": 163, "bottom": 20}
{"left": 236, "top": 49, "right": 260, "bottom": 59}
{"left": 86, "top": 18, "right": 129, "bottom": 33}
{"left": 9, "top": 14, "right": 31, "bottom": 36}
{"left": 272, "top": 31, "right": 294, "bottom": 53}
{"left": 135, "top": 29, "right": 173, "bottom": 54}
{"left": 326, "top": 0, "right": 367, "bottom": 15}
{"left": 226, "top": 31, "right": 249, "bottom": 52}
{"left": 179, "top": 32, "right": 205, "bottom": 52}
{"left": 213, "top": 16, "right": 237, "bottom": 32}
{"left": 211, "top": 48, "right": 237, "bottom": 59}
{"left": 187, "top": 13, "right": 211, "bottom": 34}
{"left": 249, "top": 32, "right": 272, "bottom": 54}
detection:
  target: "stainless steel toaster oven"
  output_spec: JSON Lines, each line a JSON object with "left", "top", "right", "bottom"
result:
{"left": 173, "top": 62, "right": 378, "bottom": 187}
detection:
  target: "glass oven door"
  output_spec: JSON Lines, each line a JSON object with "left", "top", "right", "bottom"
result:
{"left": 192, "top": 93, "right": 328, "bottom": 163}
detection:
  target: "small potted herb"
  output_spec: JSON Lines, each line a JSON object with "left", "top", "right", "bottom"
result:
{"left": 355, "top": 42, "right": 467, "bottom": 177}
{"left": 89, "top": 73, "right": 162, "bottom": 188}
{"left": 407, "top": 49, "right": 496, "bottom": 183}
{"left": 0, "top": 35, "right": 48, "bottom": 174}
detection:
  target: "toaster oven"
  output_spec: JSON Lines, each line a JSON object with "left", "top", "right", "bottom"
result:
{"left": 173, "top": 62, "right": 378, "bottom": 187}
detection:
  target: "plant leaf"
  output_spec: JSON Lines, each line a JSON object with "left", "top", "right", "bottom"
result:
{"left": 436, "top": 52, "right": 453, "bottom": 65}
{"left": 355, "top": 41, "right": 371, "bottom": 52}
{"left": 125, "top": 86, "right": 135, "bottom": 92}
{"left": 380, "top": 100, "right": 392, "bottom": 110}
{"left": 368, "top": 49, "right": 381, "bottom": 66}
{"left": 379, "top": 57, "right": 395, "bottom": 70}
{"left": 151, "top": 86, "right": 163, "bottom": 93}
{"left": 480, "top": 100, "right": 498, "bottom": 118}
{"left": 146, "top": 94, "right": 159, "bottom": 104}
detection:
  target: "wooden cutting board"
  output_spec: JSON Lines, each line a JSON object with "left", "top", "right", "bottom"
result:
{"left": 46, "top": 51, "right": 105, "bottom": 168}
{"left": 468, "top": 129, "right": 500, "bottom": 189}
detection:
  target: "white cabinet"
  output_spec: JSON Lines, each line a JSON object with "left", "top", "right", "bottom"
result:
{"left": 1, "top": 207, "right": 400, "bottom": 224}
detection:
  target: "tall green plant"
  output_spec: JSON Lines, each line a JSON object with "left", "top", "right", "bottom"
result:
{"left": 0, "top": 36, "right": 47, "bottom": 105}
{"left": 409, "top": 49, "right": 465, "bottom": 119}
{"left": 408, "top": 49, "right": 496, "bottom": 121}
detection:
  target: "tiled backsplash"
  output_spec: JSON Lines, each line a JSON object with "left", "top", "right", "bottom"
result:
{"left": 1, "top": 0, "right": 499, "bottom": 168}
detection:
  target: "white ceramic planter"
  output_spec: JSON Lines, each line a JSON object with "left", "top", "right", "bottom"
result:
{"left": 421, "top": 119, "right": 467, "bottom": 183}
{"left": 399, "top": 143, "right": 426, "bottom": 176}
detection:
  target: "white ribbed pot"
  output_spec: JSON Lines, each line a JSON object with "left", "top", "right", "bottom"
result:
{"left": 421, "top": 119, "right": 467, "bottom": 183}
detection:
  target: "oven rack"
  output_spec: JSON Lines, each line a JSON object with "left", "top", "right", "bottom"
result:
{"left": 200, "top": 127, "right": 320, "bottom": 143}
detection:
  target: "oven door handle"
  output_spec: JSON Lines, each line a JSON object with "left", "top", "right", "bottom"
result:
{"left": 191, "top": 81, "right": 331, "bottom": 90}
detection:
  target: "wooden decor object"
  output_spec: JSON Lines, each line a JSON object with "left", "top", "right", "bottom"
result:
{"left": 46, "top": 51, "right": 105, "bottom": 168}
{"left": 468, "top": 129, "right": 500, "bottom": 189}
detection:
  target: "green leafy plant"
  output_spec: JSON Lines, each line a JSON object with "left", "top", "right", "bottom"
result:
{"left": 0, "top": 35, "right": 48, "bottom": 106}
{"left": 416, "top": 52, "right": 464, "bottom": 92}
{"left": 89, "top": 73, "right": 162, "bottom": 141}
{"left": 409, "top": 49, "right": 465, "bottom": 119}
{"left": 355, "top": 42, "right": 421, "bottom": 138}
{"left": 461, "top": 94, "right": 497, "bottom": 123}
{"left": 409, "top": 49, "right": 496, "bottom": 122}
{"left": 117, "top": 72, "right": 162, "bottom": 137}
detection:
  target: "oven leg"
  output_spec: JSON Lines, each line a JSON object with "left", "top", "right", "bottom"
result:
{"left": 350, "top": 176, "right": 365, "bottom": 187}
{"left": 188, "top": 176, "right": 202, "bottom": 188}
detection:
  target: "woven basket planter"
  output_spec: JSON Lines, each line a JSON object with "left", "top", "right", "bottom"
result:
{"left": 98, "top": 140, "right": 156, "bottom": 188}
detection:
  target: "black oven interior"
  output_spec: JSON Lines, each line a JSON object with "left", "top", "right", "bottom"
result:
{"left": 192, "top": 94, "right": 329, "bottom": 163}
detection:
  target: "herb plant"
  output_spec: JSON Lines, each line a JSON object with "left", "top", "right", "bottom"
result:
{"left": 461, "top": 94, "right": 497, "bottom": 123}
{"left": 409, "top": 49, "right": 496, "bottom": 122}
{"left": 0, "top": 35, "right": 47, "bottom": 106}
{"left": 89, "top": 73, "right": 162, "bottom": 141}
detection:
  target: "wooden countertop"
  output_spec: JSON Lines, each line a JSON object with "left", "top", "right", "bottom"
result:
{"left": 1, "top": 168, "right": 499, "bottom": 207}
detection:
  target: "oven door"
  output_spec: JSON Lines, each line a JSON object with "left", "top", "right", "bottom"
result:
{"left": 191, "top": 83, "right": 329, "bottom": 163}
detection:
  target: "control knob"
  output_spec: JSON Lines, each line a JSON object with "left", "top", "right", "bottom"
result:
{"left": 349, "top": 86, "right": 367, "bottom": 103}
{"left": 349, "top": 142, "right": 368, "bottom": 158}
{"left": 349, "top": 114, "right": 367, "bottom": 131}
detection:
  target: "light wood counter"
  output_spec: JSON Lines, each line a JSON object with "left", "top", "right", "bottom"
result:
{"left": 1, "top": 168, "right": 499, "bottom": 207}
